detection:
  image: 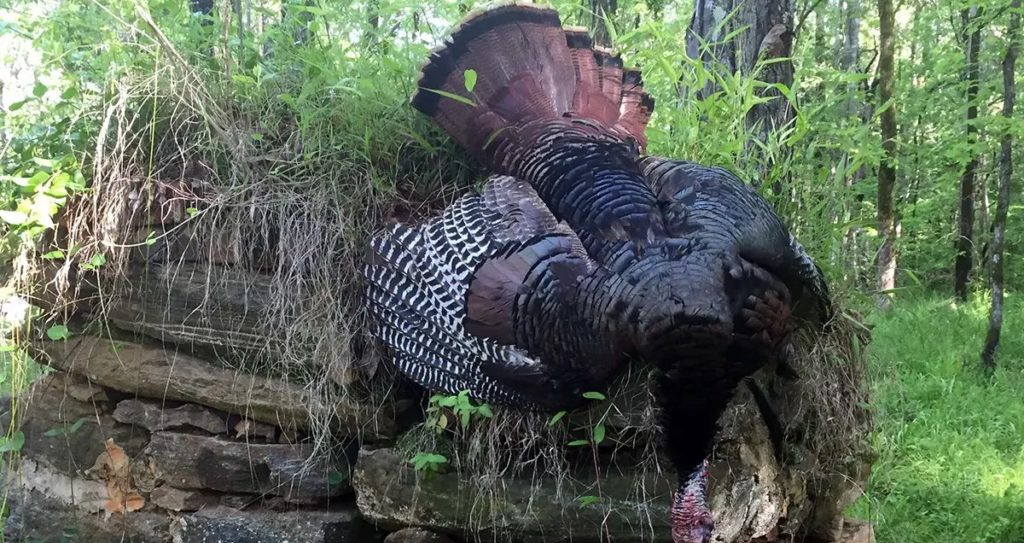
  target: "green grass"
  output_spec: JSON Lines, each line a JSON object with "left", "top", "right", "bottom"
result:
{"left": 853, "top": 294, "right": 1024, "bottom": 543}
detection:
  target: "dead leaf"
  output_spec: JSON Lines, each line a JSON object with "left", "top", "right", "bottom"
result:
{"left": 92, "top": 438, "right": 146, "bottom": 514}
{"left": 123, "top": 492, "right": 145, "bottom": 512}
{"left": 234, "top": 419, "right": 251, "bottom": 439}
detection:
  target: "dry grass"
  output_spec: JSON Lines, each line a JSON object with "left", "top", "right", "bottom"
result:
{"left": 42, "top": 10, "right": 478, "bottom": 457}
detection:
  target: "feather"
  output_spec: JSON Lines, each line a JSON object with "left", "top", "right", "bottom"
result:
{"left": 363, "top": 176, "right": 617, "bottom": 410}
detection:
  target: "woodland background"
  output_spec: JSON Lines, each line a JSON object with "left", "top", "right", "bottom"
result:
{"left": 0, "top": 1, "right": 1023, "bottom": 542}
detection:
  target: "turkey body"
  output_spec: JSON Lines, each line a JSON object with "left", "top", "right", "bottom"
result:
{"left": 361, "top": 6, "right": 829, "bottom": 543}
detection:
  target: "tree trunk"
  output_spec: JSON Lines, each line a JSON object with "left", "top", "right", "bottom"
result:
{"left": 685, "top": 0, "right": 795, "bottom": 177}
{"left": 981, "top": 0, "right": 1019, "bottom": 371}
{"left": 978, "top": 153, "right": 991, "bottom": 271}
{"left": 282, "top": 0, "right": 315, "bottom": 45}
{"left": 190, "top": 0, "right": 214, "bottom": 15}
{"left": 841, "top": 0, "right": 860, "bottom": 71}
{"left": 955, "top": 6, "right": 984, "bottom": 301}
{"left": 589, "top": 0, "right": 618, "bottom": 47}
{"left": 876, "top": 0, "right": 897, "bottom": 309}
{"left": 839, "top": 0, "right": 867, "bottom": 283}
{"left": 231, "top": 0, "right": 245, "bottom": 40}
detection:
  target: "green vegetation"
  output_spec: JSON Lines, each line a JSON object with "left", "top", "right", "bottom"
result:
{"left": 424, "top": 391, "right": 494, "bottom": 434}
{"left": 854, "top": 294, "right": 1024, "bottom": 543}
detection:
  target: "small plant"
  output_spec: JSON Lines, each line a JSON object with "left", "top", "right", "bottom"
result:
{"left": 425, "top": 390, "right": 493, "bottom": 434}
{"left": 0, "top": 431, "right": 25, "bottom": 453}
{"left": 79, "top": 253, "right": 106, "bottom": 271}
{"left": 327, "top": 470, "right": 348, "bottom": 487}
{"left": 409, "top": 452, "right": 448, "bottom": 480}
{"left": 45, "top": 324, "right": 70, "bottom": 341}
{"left": 563, "top": 391, "right": 611, "bottom": 447}
{"left": 43, "top": 418, "right": 86, "bottom": 438}
{"left": 548, "top": 410, "right": 568, "bottom": 426}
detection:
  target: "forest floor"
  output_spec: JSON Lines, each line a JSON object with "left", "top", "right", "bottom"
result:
{"left": 852, "top": 294, "right": 1024, "bottom": 543}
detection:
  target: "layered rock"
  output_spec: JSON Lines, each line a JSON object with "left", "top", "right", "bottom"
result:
{"left": 4, "top": 368, "right": 381, "bottom": 543}
{"left": 147, "top": 432, "right": 348, "bottom": 502}
{"left": 352, "top": 385, "right": 822, "bottom": 543}
{"left": 42, "top": 335, "right": 394, "bottom": 440}
{"left": 10, "top": 314, "right": 870, "bottom": 543}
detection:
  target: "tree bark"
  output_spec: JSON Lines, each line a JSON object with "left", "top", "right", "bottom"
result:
{"left": 282, "top": 0, "right": 315, "bottom": 45}
{"left": 839, "top": 0, "right": 868, "bottom": 283}
{"left": 876, "top": 0, "right": 897, "bottom": 309}
{"left": 685, "top": 0, "right": 795, "bottom": 178}
{"left": 981, "top": 0, "right": 1019, "bottom": 371}
{"left": 589, "top": 0, "right": 618, "bottom": 47}
{"left": 841, "top": 0, "right": 861, "bottom": 71}
{"left": 955, "top": 6, "right": 984, "bottom": 301}
{"left": 190, "top": 0, "right": 214, "bottom": 15}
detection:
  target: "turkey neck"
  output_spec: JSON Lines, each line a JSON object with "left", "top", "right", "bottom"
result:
{"left": 489, "top": 119, "right": 663, "bottom": 258}
{"left": 658, "top": 362, "right": 734, "bottom": 483}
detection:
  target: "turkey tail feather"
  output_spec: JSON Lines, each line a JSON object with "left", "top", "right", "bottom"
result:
{"left": 411, "top": 4, "right": 653, "bottom": 160}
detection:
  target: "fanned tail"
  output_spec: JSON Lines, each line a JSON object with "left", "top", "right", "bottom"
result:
{"left": 410, "top": 4, "right": 654, "bottom": 161}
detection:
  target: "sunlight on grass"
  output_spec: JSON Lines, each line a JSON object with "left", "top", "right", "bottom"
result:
{"left": 852, "top": 295, "right": 1024, "bottom": 543}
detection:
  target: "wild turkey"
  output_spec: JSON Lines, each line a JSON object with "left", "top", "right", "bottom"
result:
{"left": 362, "top": 6, "right": 830, "bottom": 543}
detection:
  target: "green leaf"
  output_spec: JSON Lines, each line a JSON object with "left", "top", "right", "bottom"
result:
{"left": 46, "top": 325, "right": 70, "bottom": 341}
{"left": 85, "top": 253, "right": 106, "bottom": 269}
{"left": 45, "top": 172, "right": 71, "bottom": 197}
{"left": 582, "top": 391, "right": 606, "bottom": 401}
{"left": 483, "top": 126, "right": 510, "bottom": 150}
{"left": 43, "top": 418, "right": 86, "bottom": 437}
{"left": 278, "top": 93, "right": 296, "bottom": 107}
{"left": 32, "top": 82, "right": 47, "bottom": 97}
{"left": 409, "top": 452, "right": 448, "bottom": 472}
{"left": 576, "top": 495, "right": 600, "bottom": 507}
{"left": 464, "top": 69, "right": 477, "bottom": 92}
{"left": 476, "top": 403, "right": 493, "bottom": 418}
{"left": 592, "top": 423, "right": 606, "bottom": 445}
{"left": 327, "top": 470, "right": 347, "bottom": 486}
{"left": 250, "top": 132, "right": 263, "bottom": 141}
{"left": 0, "top": 210, "right": 29, "bottom": 225}
{"left": 567, "top": 439, "right": 590, "bottom": 447}
{"left": 419, "top": 87, "right": 476, "bottom": 107}
{"left": 402, "top": 130, "right": 437, "bottom": 154}
{"left": 42, "top": 250, "right": 65, "bottom": 260}
{"left": 186, "top": 207, "right": 199, "bottom": 218}
{"left": 61, "top": 86, "right": 79, "bottom": 100}
{"left": 548, "top": 411, "right": 567, "bottom": 426}
{"left": 0, "top": 431, "right": 25, "bottom": 453}
{"left": 27, "top": 171, "right": 50, "bottom": 186}
{"left": 145, "top": 232, "right": 157, "bottom": 246}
